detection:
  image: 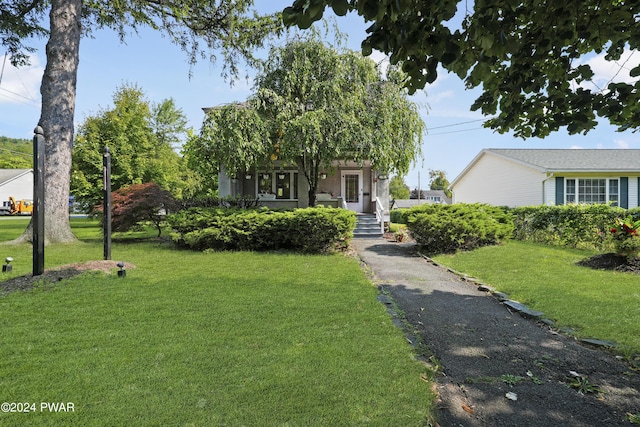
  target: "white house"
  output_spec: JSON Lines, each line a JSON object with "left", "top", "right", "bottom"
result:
{"left": 0, "top": 169, "right": 33, "bottom": 205}
{"left": 450, "top": 149, "right": 640, "bottom": 208}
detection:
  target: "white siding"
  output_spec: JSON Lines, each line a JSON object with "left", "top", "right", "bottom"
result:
{"left": 452, "top": 154, "right": 545, "bottom": 207}
{"left": 629, "top": 178, "right": 639, "bottom": 209}
{"left": 0, "top": 171, "right": 33, "bottom": 204}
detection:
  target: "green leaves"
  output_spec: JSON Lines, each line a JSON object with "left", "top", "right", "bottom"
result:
{"left": 71, "top": 84, "right": 189, "bottom": 209}
{"left": 281, "top": 0, "right": 640, "bottom": 135}
{"left": 195, "top": 34, "right": 423, "bottom": 201}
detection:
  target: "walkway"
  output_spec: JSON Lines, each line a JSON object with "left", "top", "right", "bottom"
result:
{"left": 351, "top": 238, "right": 640, "bottom": 427}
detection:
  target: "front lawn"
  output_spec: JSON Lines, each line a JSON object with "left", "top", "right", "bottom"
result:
{"left": 0, "top": 219, "right": 435, "bottom": 426}
{"left": 432, "top": 240, "right": 640, "bottom": 355}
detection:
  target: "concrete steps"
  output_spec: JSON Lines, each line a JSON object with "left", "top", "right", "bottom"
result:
{"left": 353, "top": 214, "right": 383, "bottom": 238}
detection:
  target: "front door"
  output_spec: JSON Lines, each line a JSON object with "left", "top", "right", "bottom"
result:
{"left": 342, "top": 171, "right": 363, "bottom": 212}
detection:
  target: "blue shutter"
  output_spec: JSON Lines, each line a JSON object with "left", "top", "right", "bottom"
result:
{"left": 620, "top": 177, "right": 628, "bottom": 209}
{"left": 555, "top": 177, "right": 564, "bottom": 205}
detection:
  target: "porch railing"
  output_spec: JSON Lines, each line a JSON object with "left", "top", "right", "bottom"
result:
{"left": 375, "top": 197, "right": 385, "bottom": 234}
{"left": 340, "top": 197, "right": 348, "bottom": 210}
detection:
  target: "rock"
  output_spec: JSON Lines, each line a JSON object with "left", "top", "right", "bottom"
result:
{"left": 503, "top": 300, "right": 544, "bottom": 319}
{"left": 493, "top": 291, "right": 510, "bottom": 301}
{"left": 580, "top": 338, "right": 617, "bottom": 349}
{"left": 377, "top": 294, "right": 393, "bottom": 305}
{"left": 539, "top": 318, "right": 556, "bottom": 328}
{"left": 477, "top": 284, "right": 495, "bottom": 292}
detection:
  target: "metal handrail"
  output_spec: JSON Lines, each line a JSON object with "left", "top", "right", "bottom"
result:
{"left": 375, "top": 197, "right": 385, "bottom": 234}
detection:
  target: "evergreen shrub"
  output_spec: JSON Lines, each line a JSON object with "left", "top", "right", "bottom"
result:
{"left": 167, "top": 207, "right": 356, "bottom": 253}
{"left": 390, "top": 208, "right": 408, "bottom": 224}
{"left": 510, "top": 204, "right": 640, "bottom": 250}
{"left": 405, "top": 203, "right": 514, "bottom": 254}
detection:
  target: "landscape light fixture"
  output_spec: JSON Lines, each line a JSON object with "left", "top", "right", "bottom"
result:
{"left": 320, "top": 173, "right": 327, "bottom": 180}
{"left": 2, "top": 257, "right": 13, "bottom": 273}
{"left": 117, "top": 261, "right": 126, "bottom": 278}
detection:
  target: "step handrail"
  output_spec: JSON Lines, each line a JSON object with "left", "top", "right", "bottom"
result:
{"left": 375, "top": 197, "right": 385, "bottom": 234}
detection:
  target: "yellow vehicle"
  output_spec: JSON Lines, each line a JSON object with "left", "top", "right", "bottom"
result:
{"left": 0, "top": 197, "right": 34, "bottom": 215}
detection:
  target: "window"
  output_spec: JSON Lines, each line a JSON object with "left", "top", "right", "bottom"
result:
{"left": 258, "top": 173, "right": 272, "bottom": 194}
{"left": 565, "top": 178, "right": 619, "bottom": 205}
{"left": 257, "top": 171, "right": 298, "bottom": 199}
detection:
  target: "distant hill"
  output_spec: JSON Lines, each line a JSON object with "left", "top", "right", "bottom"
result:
{"left": 0, "top": 136, "right": 33, "bottom": 169}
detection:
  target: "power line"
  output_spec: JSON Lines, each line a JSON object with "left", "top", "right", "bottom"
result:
{"left": 0, "top": 146, "right": 33, "bottom": 158}
{"left": 0, "top": 86, "right": 39, "bottom": 107}
{"left": 428, "top": 126, "right": 488, "bottom": 136}
{"left": 0, "top": 53, "right": 7, "bottom": 86}
{"left": 428, "top": 118, "right": 490, "bottom": 130}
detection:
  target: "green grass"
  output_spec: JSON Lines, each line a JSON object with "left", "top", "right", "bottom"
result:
{"left": 0, "top": 219, "right": 434, "bottom": 426}
{"left": 432, "top": 240, "right": 640, "bottom": 355}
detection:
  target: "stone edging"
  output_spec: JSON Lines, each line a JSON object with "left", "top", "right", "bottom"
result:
{"left": 416, "top": 250, "right": 640, "bottom": 369}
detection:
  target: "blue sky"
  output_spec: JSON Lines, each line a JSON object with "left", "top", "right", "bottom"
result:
{"left": 1, "top": 1, "right": 639, "bottom": 189}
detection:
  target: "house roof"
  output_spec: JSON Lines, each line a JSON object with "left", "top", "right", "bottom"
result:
{"left": 0, "top": 169, "right": 32, "bottom": 186}
{"left": 485, "top": 149, "right": 640, "bottom": 171}
{"left": 451, "top": 149, "right": 640, "bottom": 187}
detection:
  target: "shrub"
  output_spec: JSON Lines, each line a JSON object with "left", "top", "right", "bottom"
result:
{"left": 95, "top": 182, "right": 179, "bottom": 237}
{"left": 390, "top": 208, "right": 408, "bottom": 224}
{"left": 167, "top": 207, "right": 356, "bottom": 253}
{"left": 510, "top": 204, "right": 631, "bottom": 250}
{"left": 608, "top": 216, "right": 640, "bottom": 258}
{"left": 405, "top": 204, "right": 514, "bottom": 254}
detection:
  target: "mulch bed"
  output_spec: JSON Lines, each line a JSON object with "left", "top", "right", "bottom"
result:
{"left": 577, "top": 253, "right": 640, "bottom": 274}
{"left": 0, "top": 261, "right": 136, "bottom": 295}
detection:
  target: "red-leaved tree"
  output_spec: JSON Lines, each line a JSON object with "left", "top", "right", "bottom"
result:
{"left": 96, "top": 182, "right": 179, "bottom": 237}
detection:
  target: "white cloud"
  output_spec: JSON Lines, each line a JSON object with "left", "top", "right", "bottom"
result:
{"left": 0, "top": 55, "right": 43, "bottom": 106}
{"left": 570, "top": 145, "right": 584, "bottom": 149}
{"left": 369, "top": 50, "right": 390, "bottom": 76}
{"left": 576, "top": 49, "right": 640, "bottom": 92}
{"left": 428, "top": 90, "right": 456, "bottom": 104}
{"left": 614, "top": 138, "right": 630, "bottom": 149}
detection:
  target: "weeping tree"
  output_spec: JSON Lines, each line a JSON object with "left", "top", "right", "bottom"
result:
{"left": 1, "top": 0, "right": 282, "bottom": 244}
{"left": 193, "top": 35, "right": 424, "bottom": 206}
{"left": 282, "top": 0, "right": 640, "bottom": 138}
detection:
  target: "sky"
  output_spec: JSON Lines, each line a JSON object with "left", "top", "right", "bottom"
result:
{"left": 1, "top": 1, "right": 639, "bottom": 190}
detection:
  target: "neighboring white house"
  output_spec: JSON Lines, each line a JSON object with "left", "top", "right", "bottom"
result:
{"left": 392, "top": 190, "right": 452, "bottom": 209}
{"left": 450, "top": 149, "right": 640, "bottom": 208}
{"left": 0, "top": 169, "right": 33, "bottom": 205}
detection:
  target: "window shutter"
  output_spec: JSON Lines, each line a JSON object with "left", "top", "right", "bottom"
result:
{"left": 555, "top": 177, "right": 564, "bottom": 205}
{"left": 620, "top": 177, "right": 628, "bottom": 209}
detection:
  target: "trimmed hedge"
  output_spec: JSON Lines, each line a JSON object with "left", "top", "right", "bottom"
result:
{"left": 510, "top": 204, "right": 640, "bottom": 250}
{"left": 390, "top": 208, "right": 408, "bottom": 224}
{"left": 404, "top": 203, "right": 514, "bottom": 254}
{"left": 167, "top": 207, "right": 356, "bottom": 253}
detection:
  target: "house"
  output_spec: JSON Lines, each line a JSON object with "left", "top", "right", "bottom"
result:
{"left": 449, "top": 149, "right": 640, "bottom": 208}
{"left": 0, "top": 169, "right": 33, "bottom": 208}
{"left": 218, "top": 160, "right": 390, "bottom": 215}
{"left": 392, "top": 190, "right": 452, "bottom": 209}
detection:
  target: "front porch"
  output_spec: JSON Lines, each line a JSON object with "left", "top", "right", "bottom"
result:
{"left": 218, "top": 161, "right": 390, "bottom": 215}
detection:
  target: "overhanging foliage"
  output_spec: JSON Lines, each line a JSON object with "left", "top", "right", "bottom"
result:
{"left": 282, "top": 0, "right": 640, "bottom": 137}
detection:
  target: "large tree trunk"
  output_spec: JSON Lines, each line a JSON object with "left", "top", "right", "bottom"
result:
{"left": 14, "top": 0, "right": 81, "bottom": 244}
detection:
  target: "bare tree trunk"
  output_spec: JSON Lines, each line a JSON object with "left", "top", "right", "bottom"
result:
{"left": 14, "top": 0, "right": 81, "bottom": 244}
